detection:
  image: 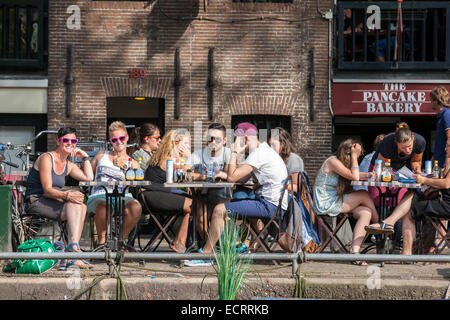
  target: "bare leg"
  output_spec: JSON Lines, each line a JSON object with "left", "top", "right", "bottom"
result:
{"left": 401, "top": 211, "right": 416, "bottom": 255}
{"left": 122, "top": 200, "right": 141, "bottom": 240}
{"left": 367, "top": 190, "right": 415, "bottom": 228}
{"left": 202, "top": 203, "right": 227, "bottom": 253}
{"left": 170, "top": 198, "right": 192, "bottom": 252}
{"left": 196, "top": 199, "right": 208, "bottom": 240}
{"left": 94, "top": 202, "right": 107, "bottom": 245}
{"left": 350, "top": 206, "right": 372, "bottom": 253}
{"left": 61, "top": 202, "right": 89, "bottom": 268}
{"left": 341, "top": 190, "right": 379, "bottom": 223}
{"left": 61, "top": 202, "right": 87, "bottom": 245}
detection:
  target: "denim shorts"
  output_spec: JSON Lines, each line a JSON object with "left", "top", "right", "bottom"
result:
{"left": 224, "top": 197, "right": 282, "bottom": 219}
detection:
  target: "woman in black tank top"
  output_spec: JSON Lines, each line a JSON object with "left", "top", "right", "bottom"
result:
{"left": 25, "top": 127, "right": 94, "bottom": 269}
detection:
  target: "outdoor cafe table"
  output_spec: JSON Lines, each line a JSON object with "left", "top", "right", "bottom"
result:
{"left": 351, "top": 180, "right": 422, "bottom": 262}
{"left": 79, "top": 180, "right": 151, "bottom": 252}
{"left": 351, "top": 179, "right": 422, "bottom": 216}
{"left": 163, "top": 181, "right": 235, "bottom": 252}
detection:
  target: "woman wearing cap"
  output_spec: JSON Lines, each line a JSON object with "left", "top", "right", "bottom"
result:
{"left": 88, "top": 121, "right": 142, "bottom": 249}
{"left": 24, "top": 127, "right": 94, "bottom": 268}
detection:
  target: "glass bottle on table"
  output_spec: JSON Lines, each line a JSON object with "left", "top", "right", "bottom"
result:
{"left": 174, "top": 158, "right": 180, "bottom": 182}
{"left": 432, "top": 160, "right": 440, "bottom": 179}
{"left": 381, "top": 159, "right": 392, "bottom": 182}
{"left": 179, "top": 159, "right": 185, "bottom": 182}
{"left": 135, "top": 158, "right": 145, "bottom": 181}
{"left": 207, "top": 157, "right": 215, "bottom": 182}
{"left": 125, "top": 158, "right": 135, "bottom": 181}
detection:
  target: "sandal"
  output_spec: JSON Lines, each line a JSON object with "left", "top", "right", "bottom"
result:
{"left": 170, "top": 240, "right": 186, "bottom": 253}
{"left": 351, "top": 260, "right": 368, "bottom": 266}
{"left": 350, "top": 249, "right": 368, "bottom": 266}
{"left": 66, "top": 242, "right": 93, "bottom": 269}
{"left": 365, "top": 222, "right": 395, "bottom": 235}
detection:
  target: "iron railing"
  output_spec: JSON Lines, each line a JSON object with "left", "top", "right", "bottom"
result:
{"left": 336, "top": 1, "right": 450, "bottom": 70}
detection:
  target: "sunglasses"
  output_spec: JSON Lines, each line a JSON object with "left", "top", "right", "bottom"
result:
{"left": 59, "top": 137, "right": 78, "bottom": 144}
{"left": 207, "top": 136, "right": 223, "bottom": 143}
{"left": 148, "top": 135, "right": 161, "bottom": 140}
{"left": 109, "top": 135, "right": 128, "bottom": 144}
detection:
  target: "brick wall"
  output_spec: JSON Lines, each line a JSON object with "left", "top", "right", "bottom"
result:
{"left": 48, "top": 0, "right": 334, "bottom": 175}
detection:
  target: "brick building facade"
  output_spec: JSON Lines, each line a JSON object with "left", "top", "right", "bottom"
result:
{"left": 47, "top": 0, "right": 334, "bottom": 174}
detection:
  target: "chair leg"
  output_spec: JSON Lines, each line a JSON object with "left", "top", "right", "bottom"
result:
{"left": 317, "top": 215, "right": 350, "bottom": 254}
{"left": 427, "top": 217, "right": 450, "bottom": 255}
{"left": 141, "top": 214, "right": 177, "bottom": 252}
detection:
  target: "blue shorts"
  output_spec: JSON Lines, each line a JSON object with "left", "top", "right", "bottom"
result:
{"left": 224, "top": 197, "right": 283, "bottom": 219}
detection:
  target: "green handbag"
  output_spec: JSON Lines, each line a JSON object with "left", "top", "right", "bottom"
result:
{"left": 3, "top": 239, "right": 57, "bottom": 274}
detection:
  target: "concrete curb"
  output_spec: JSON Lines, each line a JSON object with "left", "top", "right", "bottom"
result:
{"left": 0, "top": 275, "right": 448, "bottom": 300}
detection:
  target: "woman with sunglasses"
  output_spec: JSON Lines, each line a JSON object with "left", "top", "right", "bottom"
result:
{"left": 87, "top": 121, "right": 142, "bottom": 249}
{"left": 129, "top": 123, "right": 161, "bottom": 171}
{"left": 140, "top": 129, "right": 193, "bottom": 253}
{"left": 24, "top": 127, "right": 94, "bottom": 268}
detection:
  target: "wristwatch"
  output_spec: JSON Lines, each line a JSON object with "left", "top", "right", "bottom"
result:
{"left": 82, "top": 156, "right": 90, "bottom": 162}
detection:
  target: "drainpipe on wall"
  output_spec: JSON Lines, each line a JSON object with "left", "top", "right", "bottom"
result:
{"left": 317, "top": 0, "right": 334, "bottom": 118}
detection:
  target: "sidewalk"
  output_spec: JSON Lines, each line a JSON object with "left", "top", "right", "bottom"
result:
{"left": 0, "top": 243, "right": 449, "bottom": 300}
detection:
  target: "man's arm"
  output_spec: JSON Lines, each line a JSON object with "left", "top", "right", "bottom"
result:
{"left": 227, "top": 150, "right": 254, "bottom": 183}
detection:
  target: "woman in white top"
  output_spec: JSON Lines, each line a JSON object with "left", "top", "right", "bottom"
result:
{"left": 87, "top": 121, "right": 142, "bottom": 248}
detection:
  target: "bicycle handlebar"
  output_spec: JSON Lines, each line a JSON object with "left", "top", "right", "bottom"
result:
{"left": 1, "top": 160, "right": 19, "bottom": 168}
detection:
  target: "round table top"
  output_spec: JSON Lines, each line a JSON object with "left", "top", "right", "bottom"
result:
{"left": 351, "top": 180, "right": 422, "bottom": 189}
{"left": 164, "top": 181, "right": 235, "bottom": 188}
{"left": 79, "top": 180, "right": 151, "bottom": 187}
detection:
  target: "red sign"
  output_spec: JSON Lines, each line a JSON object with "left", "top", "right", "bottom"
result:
{"left": 332, "top": 83, "right": 450, "bottom": 116}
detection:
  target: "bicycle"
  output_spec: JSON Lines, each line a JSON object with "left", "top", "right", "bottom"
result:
{"left": 0, "top": 130, "right": 62, "bottom": 251}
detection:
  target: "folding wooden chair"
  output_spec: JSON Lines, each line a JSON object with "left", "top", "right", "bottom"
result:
{"left": 424, "top": 216, "right": 450, "bottom": 255}
{"left": 316, "top": 213, "right": 351, "bottom": 253}
{"left": 135, "top": 189, "right": 179, "bottom": 252}
{"left": 244, "top": 177, "right": 291, "bottom": 253}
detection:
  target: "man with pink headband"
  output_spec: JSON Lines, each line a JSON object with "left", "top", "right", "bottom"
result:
{"left": 183, "top": 122, "right": 288, "bottom": 266}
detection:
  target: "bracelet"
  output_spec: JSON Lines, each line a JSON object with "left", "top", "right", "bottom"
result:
{"left": 351, "top": 166, "right": 360, "bottom": 170}
{"left": 64, "top": 192, "right": 70, "bottom": 201}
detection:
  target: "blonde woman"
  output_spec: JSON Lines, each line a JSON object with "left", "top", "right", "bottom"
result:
{"left": 140, "top": 129, "right": 193, "bottom": 253}
{"left": 87, "top": 121, "right": 142, "bottom": 249}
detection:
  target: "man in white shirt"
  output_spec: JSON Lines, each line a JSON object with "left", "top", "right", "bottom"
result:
{"left": 183, "top": 122, "right": 288, "bottom": 266}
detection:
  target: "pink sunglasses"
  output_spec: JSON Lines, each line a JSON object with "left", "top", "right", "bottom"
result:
{"left": 109, "top": 135, "right": 128, "bottom": 144}
{"left": 59, "top": 137, "right": 79, "bottom": 144}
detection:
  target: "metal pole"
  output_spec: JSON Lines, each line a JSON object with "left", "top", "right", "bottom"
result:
{"left": 1, "top": 252, "right": 450, "bottom": 263}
